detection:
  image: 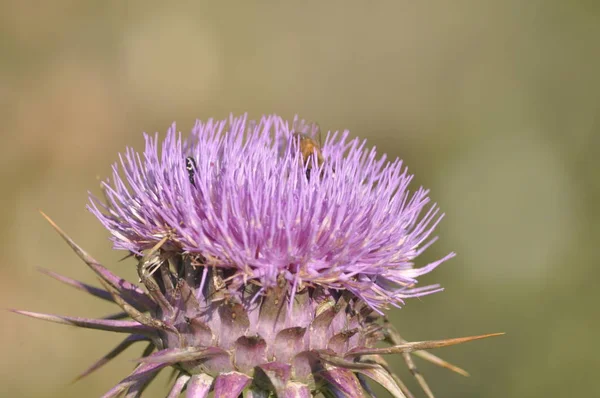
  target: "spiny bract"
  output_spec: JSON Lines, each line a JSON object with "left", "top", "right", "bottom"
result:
{"left": 15, "top": 115, "right": 501, "bottom": 397}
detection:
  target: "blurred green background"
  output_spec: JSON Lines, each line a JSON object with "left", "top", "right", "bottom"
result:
{"left": 2, "top": 1, "right": 599, "bottom": 397}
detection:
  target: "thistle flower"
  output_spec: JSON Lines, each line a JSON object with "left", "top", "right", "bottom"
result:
{"left": 15, "top": 115, "right": 502, "bottom": 397}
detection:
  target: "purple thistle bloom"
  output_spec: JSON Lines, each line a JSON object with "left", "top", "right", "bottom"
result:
{"left": 15, "top": 114, "right": 502, "bottom": 397}
{"left": 89, "top": 114, "right": 454, "bottom": 312}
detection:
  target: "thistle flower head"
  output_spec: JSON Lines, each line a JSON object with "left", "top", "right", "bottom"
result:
{"left": 15, "top": 114, "right": 502, "bottom": 397}
{"left": 90, "top": 114, "right": 453, "bottom": 311}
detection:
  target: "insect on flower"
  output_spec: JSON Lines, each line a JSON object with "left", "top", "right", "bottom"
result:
{"left": 185, "top": 156, "right": 197, "bottom": 186}
{"left": 137, "top": 236, "right": 170, "bottom": 279}
{"left": 293, "top": 120, "right": 325, "bottom": 179}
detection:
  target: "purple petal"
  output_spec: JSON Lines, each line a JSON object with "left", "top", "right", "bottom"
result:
{"left": 273, "top": 327, "right": 306, "bottom": 364}
{"left": 256, "top": 286, "right": 288, "bottom": 344}
{"left": 255, "top": 362, "right": 291, "bottom": 396}
{"left": 309, "top": 305, "right": 337, "bottom": 350}
{"left": 283, "top": 382, "right": 312, "bottom": 398}
{"left": 242, "top": 388, "right": 270, "bottom": 398}
{"left": 291, "top": 351, "right": 321, "bottom": 382}
{"left": 123, "top": 363, "right": 161, "bottom": 398}
{"left": 213, "top": 372, "right": 252, "bottom": 398}
{"left": 186, "top": 374, "right": 213, "bottom": 398}
{"left": 327, "top": 329, "right": 358, "bottom": 354}
{"left": 138, "top": 346, "right": 227, "bottom": 365}
{"left": 101, "top": 362, "right": 167, "bottom": 398}
{"left": 217, "top": 302, "right": 250, "bottom": 349}
{"left": 233, "top": 336, "right": 267, "bottom": 373}
{"left": 182, "top": 318, "right": 214, "bottom": 348}
{"left": 167, "top": 373, "right": 191, "bottom": 398}
{"left": 318, "top": 368, "right": 365, "bottom": 398}
{"left": 193, "top": 348, "right": 233, "bottom": 375}
{"left": 355, "top": 366, "right": 407, "bottom": 398}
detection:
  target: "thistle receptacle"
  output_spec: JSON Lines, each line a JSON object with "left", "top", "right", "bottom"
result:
{"left": 15, "top": 115, "right": 502, "bottom": 397}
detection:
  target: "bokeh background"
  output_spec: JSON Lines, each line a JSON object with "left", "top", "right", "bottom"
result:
{"left": 2, "top": 1, "right": 599, "bottom": 397}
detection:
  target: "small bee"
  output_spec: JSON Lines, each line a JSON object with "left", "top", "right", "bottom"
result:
{"left": 137, "top": 236, "right": 170, "bottom": 279}
{"left": 294, "top": 121, "right": 324, "bottom": 179}
{"left": 185, "top": 157, "right": 197, "bottom": 186}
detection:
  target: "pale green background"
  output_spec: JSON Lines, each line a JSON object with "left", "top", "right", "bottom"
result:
{"left": 2, "top": 1, "right": 599, "bottom": 397}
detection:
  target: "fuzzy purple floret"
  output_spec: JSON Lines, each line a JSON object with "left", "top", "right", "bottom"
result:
{"left": 88, "top": 114, "right": 454, "bottom": 310}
